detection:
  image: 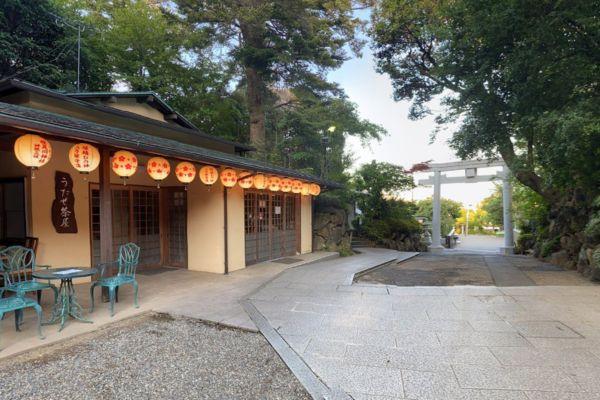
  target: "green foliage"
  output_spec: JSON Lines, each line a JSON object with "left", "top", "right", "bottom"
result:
{"left": 585, "top": 217, "right": 600, "bottom": 243}
{"left": 354, "top": 161, "right": 415, "bottom": 216}
{"left": 265, "top": 90, "right": 385, "bottom": 180}
{"left": 0, "top": 0, "right": 94, "bottom": 88}
{"left": 480, "top": 186, "right": 504, "bottom": 228}
{"left": 175, "top": 0, "right": 370, "bottom": 147}
{"left": 53, "top": 0, "right": 243, "bottom": 139}
{"left": 353, "top": 161, "right": 419, "bottom": 244}
{"left": 540, "top": 237, "right": 561, "bottom": 258}
{"left": 593, "top": 248, "right": 600, "bottom": 269}
{"left": 370, "top": 0, "right": 600, "bottom": 208}
{"left": 415, "top": 197, "right": 462, "bottom": 237}
{"left": 516, "top": 233, "right": 535, "bottom": 254}
{"left": 512, "top": 181, "right": 549, "bottom": 233}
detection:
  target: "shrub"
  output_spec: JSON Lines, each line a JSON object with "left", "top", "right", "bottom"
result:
{"left": 540, "top": 236, "right": 561, "bottom": 258}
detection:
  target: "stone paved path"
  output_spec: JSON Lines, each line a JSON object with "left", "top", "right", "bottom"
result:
{"left": 248, "top": 249, "right": 600, "bottom": 400}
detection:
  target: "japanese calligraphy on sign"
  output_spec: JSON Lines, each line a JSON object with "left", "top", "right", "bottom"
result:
{"left": 51, "top": 171, "right": 78, "bottom": 233}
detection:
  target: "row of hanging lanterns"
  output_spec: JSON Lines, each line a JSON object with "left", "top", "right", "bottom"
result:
{"left": 13, "top": 134, "right": 321, "bottom": 195}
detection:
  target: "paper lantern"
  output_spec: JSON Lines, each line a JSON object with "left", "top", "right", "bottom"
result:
{"left": 69, "top": 143, "right": 100, "bottom": 174}
{"left": 175, "top": 162, "right": 196, "bottom": 185}
{"left": 268, "top": 176, "right": 281, "bottom": 192}
{"left": 112, "top": 150, "right": 138, "bottom": 182}
{"left": 301, "top": 183, "right": 311, "bottom": 196}
{"left": 147, "top": 157, "right": 170, "bottom": 187}
{"left": 253, "top": 174, "right": 267, "bottom": 190}
{"left": 280, "top": 178, "right": 292, "bottom": 193}
{"left": 291, "top": 180, "right": 303, "bottom": 194}
{"left": 238, "top": 171, "right": 254, "bottom": 189}
{"left": 220, "top": 168, "right": 238, "bottom": 188}
{"left": 199, "top": 165, "right": 219, "bottom": 185}
{"left": 309, "top": 183, "right": 321, "bottom": 196}
{"left": 14, "top": 134, "right": 52, "bottom": 175}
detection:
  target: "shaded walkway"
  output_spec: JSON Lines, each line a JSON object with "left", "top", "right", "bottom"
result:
{"left": 248, "top": 249, "right": 600, "bottom": 399}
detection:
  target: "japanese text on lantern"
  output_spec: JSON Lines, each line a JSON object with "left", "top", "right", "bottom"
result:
{"left": 33, "top": 138, "right": 50, "bottom": 165}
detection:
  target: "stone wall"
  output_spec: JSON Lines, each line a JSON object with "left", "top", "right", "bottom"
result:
{"left": 312, "top": 206, "right": 350, "bottom": 253}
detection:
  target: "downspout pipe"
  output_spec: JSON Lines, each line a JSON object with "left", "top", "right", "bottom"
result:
{"left": 223, "top": 186, "right": 229, "bottom": 275}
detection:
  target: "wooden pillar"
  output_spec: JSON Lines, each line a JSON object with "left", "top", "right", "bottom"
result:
{"left": 99, "top": 147, "right": 113, "bottom": 301}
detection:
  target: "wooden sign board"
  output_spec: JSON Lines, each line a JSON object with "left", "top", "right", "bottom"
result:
{"left": 51, "top": 171, "right": 78, "bottom": 233}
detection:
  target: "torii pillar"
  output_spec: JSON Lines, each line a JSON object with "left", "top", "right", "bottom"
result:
{"left": 429, "top": 170, "right": 444, "bottom": 252}
{"left": 501, "top": 165, "right": 514, "bottom": 255}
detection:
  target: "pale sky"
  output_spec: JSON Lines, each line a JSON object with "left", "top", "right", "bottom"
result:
{"left": 328, "top": 31, "right": 498, "bottom": 207}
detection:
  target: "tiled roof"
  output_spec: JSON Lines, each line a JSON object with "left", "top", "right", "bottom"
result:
{"left": 0, "top": 101, "right": 340, "bottom": 187}
{"left": 0, "top": 79, "right": 254, "bottom": 153}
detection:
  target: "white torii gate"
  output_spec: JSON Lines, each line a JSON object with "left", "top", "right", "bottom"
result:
{"left": 418, "top": 159, "right": 514, "bottom": 255}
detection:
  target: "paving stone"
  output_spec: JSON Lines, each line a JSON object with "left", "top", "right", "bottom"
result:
{"left": 348, "top": 393, "right": 405, "bottom": 400}
{"left": 564, "top": 367, "right": 600, "bottom": 391}
{"left": 525, "top": 392, "right": 600, "bottom": 400}
{"left": 344, "top": 344, "right": 499, "bottom": 371}
{"left": 402, "top": 369, "right": 528, "bottom": 400}
{"left": 293, "top": 301, "right": 347, "bottom": 314}
{"left": 395, "top": 331, "right": 441, "bottom": 347}
{"left": 510, "top": 321, "right": 581, "bottom": 338}
{"left": 436, "top": 331, "right": 530, "bottom": 347}
{"left": 453, "top": 364, "right": 582, "bottom": 391}
{"left": 304, "top": 339, "right": 347, "bottom": 358}
{"left": 337, "top": 285, "right": 390, "bottom": 295}
{"left": 387, "top": 286, "right": 447, "bottom": 296}
{"left": 490, "top": 346, "right": 600, "bottom": 367}
{"left": 322, "top": 315, "right": 397, "bottom": 331}
{"left": 314, "top": 360, "right": 405, "bottom": 397}
{"left": 469, "top": 320, "right": 517, "bottom": 332}
{"left": 427, "top": 308, "right": 502, "bottom": 321}
{"left": 393, "top": 319, "right": 475, "bottom": 333}
{"left": 443, "top": 287, "right": 504, "bottom": 296}
{"left": 526, "top": 337, "right": 600, "bottom": 349}
{"left": 283, "top": 334, "right": 311, "bottom": 353}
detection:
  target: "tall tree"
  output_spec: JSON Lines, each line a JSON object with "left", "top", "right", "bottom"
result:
{"left": 266, "top": 89, "right": 385, "bottom": 181}
{"left": 175, "top": 0, "right": 369, "bottom": 152}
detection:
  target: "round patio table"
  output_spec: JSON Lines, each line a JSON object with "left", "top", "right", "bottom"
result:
{"left": 32, "top": 267, "right": 97, "bottom": 331}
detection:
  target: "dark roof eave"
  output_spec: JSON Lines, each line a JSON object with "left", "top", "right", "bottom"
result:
{"left": 0, "top": 79, "right": 254, "bottom": 153}
{"left": 0, "top": 102, "right": 340, "bottom": 188}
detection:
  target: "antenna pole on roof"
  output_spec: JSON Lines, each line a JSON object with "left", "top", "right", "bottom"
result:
{"left": 50, "top": 11, "right": 84, "bottom": 91}
{"left": 77, "top": 25, "right": 81, "bottom": 92}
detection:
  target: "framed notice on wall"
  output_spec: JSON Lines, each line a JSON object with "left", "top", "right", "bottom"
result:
{"left": 51, "top": 171, "right": 78, "bottom": 233}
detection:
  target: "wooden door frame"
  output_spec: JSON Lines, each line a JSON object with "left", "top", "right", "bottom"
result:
{"left": 243, "top": 190, "right": 301, "bottom": 264}
{"left": 89, "top": 183, "right": 163, "bottom": 269}
{"left": 160, "top": 186, "right": 188, "bottom": 268}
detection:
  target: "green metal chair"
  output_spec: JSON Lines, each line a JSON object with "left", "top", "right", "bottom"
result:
{"left": 0, "top": 294, "right": 44, "bottom": 348}
{"left": 90, "top": 243, "right": 140, "bottom": 317}
{"left": 0, "top": 246, "right": 58, "bottom": 328}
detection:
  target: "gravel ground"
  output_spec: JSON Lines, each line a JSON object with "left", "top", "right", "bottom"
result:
{"left": 0, "top": 313, "right": 310, "bottom": 400}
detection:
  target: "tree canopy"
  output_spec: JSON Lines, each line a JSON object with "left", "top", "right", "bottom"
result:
{"left": 370, "top": 0, "right": 600, "bottom": 204}
{"left": 0, "top": 0, "right": 88, "bottom": 89}
{"left": 175, "top": 0, "right": 370, "bottom": 151}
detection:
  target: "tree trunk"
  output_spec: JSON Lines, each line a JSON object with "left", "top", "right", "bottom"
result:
{"left": 245, "top": 66, "right": 266, "bottom": 151}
